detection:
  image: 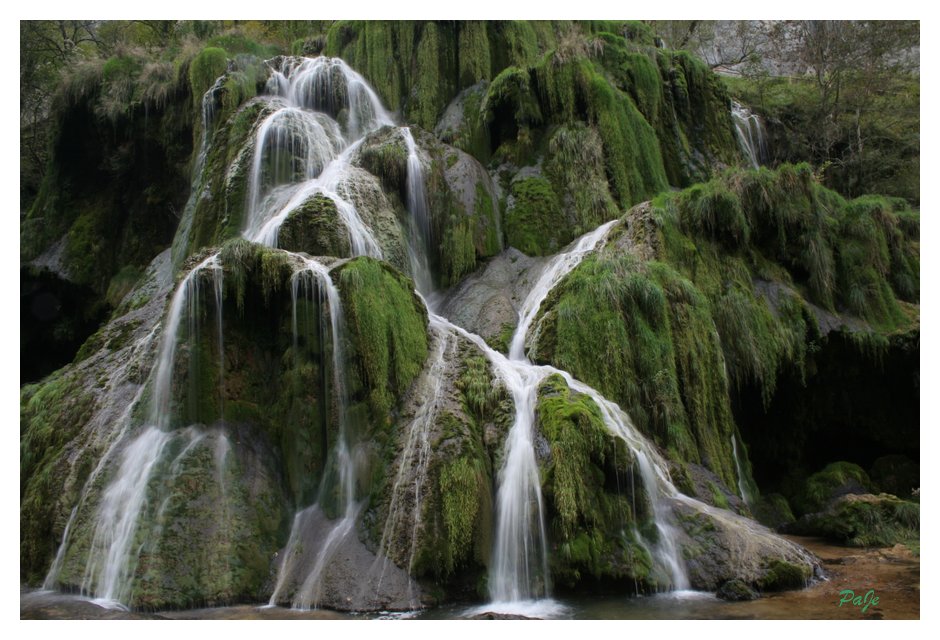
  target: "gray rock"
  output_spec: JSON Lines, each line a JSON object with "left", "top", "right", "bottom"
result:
{"left": 438, "top": 248, "right": 544, "bottom": 347}
{"left": 672, "top": 496, "right": 820, "bottom": 592}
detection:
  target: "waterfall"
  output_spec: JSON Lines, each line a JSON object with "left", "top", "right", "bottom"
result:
{"left": 731, "top": 101, "right": 769, "bottom": 169}
{"left": 731, "top": 434, "right": 756, "bottom": 507}
{"left": 243, "top": 56, "right": 393, "bottom": 255}
{"left": 170, "top": 75, "right": 228, "bottom": 269}
{"left": 409, "top": 219, "right": 692, "bottom": 609}
{"left": 269, "top": 257, "right": 363, "bottom": 609}
{"left": 488, "top": 221, "right": 616, "bottom": 604}
{"left": 401, "top": 127, "right": 434, "bottom": 295}
{"left": 74, "top": 254, "right": 223, "bottom": 607}
{"left": 46, "top": 54, "right": 716, "bottom": 615}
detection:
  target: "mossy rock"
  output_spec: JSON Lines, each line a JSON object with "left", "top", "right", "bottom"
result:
{"left": 793, "top": 493, "right": 919, "bottom": 548}
{"left": 277, "top": 193, "right": 351, "bottom": 257}
{"left": 758, "top": 559, "right": 810, "bottom": 592}
{"left": 798, "top": 461, "right": 872, "bottom": 515}
{"left": 716, "top": 578, "right": 760, "bottom": 601}
{"left": 336, "top": 257, "right": 430, "bottom": 422}
{"left": 504, "top": 175, "right": 566, "bottom": 256}
{"left": 752, "top": 493, "right": 796, "bottom": 531}
{"left": 536, "top": 374, "right": 656, "bottom": 588}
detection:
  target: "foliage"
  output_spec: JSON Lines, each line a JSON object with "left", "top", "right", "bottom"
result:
{"left": 337, "top": 257, "right": 429, "bottom": 422}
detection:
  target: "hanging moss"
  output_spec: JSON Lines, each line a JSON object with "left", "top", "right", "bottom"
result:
{"left": 537, "top": 374, "right": 655, "bottom": 587}
{"left": 336, "top": 257, "right": 429, "bottom": 422}
{"left": 438, "top": 455, "right": 484, "bottom": 574}
{"left": 533, "top": 252, "right": 735, "bottom": 486}
{"left": 458, "top": 21, "right": 492, "bottom": 87}
{"left": 189, "top": 47, "right": 228, "bottom": 99}
{"left": 440, "top": 220, "right": 477, "bottom": 286}
{"left": 504, "top": 176, "right": 565, "bottom": 256}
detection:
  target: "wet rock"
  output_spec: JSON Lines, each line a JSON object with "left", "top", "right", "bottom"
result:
{"left": 716, "top": 578, "right": 759, "bottom": 601}
{"left": 267, "top": 507, "right": 422, "bottom": 612}
{"left": 752, "top": 493, "right": 796, "bottom": 531}
{"left": 469, "top": 612, "right": 539, "bottom": 620}
{"left": 673, "top": 497, "right": 819, "bottom": 592}
{"left": 438, "top": 248, "right": 543, "bottom": 347}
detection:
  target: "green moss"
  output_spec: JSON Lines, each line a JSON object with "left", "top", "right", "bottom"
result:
{"left": 219, "top": 239, "right": 293, "bottom": 311}
{"left": 458, "top": 22, "right": 492, "bottom": 86}
{"left": 440, "top": 219, "right": 477, "bottom": 286}
{"left": 677, "top": 180, "right": 749, "bottom": 250}
{"left": 337, "top": 257, "right": 429, "bottom": 421}
{"left": 438, "top": 456, "right": 484, "bottom": 574}
{"left": 20, "top": 370, "right": 97, "bottom": 581}
{"left": 357, "top": 136, "right": 408, "bottom": 195}
{"left": 758, "top": 559, "right": 810, "bottom": 591}
{"left": 537, "top": 375, "right": 610, "bottom": 535}
{"left": 536, "top": 374, "right": 656, "bottom": 587}
{"left": 277, "top": 194, "right": 350, "bottom": 257}
{"left": 456, "top": 351, "right": 509, "bottom": 424}
{"left": 504, "top": 176, "right": 565, "bottom": 256}
{"left": 189, "top": 47, "right": 228, "bottom": 99}
{"left": 799, "top": 462, "right": 872, "bottom": 514}
{"left": 814, "top": 495, "right": 919, "bottom": 548}
{"left": 544, "top": 123, "right": 619, "bottom": 236}
{"left": 708, "top": 481, "right": 730, "bottom": 509}
{"left": 533, "top": 253, "right": 735, "bottom": 487}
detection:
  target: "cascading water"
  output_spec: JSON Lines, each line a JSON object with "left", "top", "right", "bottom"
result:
{"left": 731, "top": 434, "right": 756, "bottom": 507}
{"left": 243, "top": 56, "right": 394, "bottom": 258}
{"left": 244, "top": 57, "right": 399, "bottom": 608}
{"left": 267, "top": 257, "right": 362, "bottom": 609}
{"left": 42, "top": 53, "right": 753, "bottom": 616}
{"left": 170, "top": 75, "right": 228, "bottom": 269}
{"left": 401, "top": 128, "right": 434, "bottom": 296}
{"left": 731, "top": 101, "right": 769, "bottom": 169}
{"left": 367, "top": 320, "right": 454, "bottom": 607}
{"left": 68, "top": 254, "right": 226, "bottom": 608}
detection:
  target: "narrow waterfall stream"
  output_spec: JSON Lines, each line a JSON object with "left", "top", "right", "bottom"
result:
{"left": 731, "top": 101, "right": 769, "bottom": 169}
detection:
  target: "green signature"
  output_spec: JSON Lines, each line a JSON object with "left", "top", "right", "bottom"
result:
{"left": 838, "top": 589, "right": 880, "bottom": 613}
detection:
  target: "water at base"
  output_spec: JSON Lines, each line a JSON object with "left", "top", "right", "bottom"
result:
{"left": 464, "top": 599, "right": 571, "bottom": 620}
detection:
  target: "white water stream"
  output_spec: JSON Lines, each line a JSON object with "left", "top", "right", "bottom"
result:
{"left": 731, "top": 101, "right": 769, "bottom": 169}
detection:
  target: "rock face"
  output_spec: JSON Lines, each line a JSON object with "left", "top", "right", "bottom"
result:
{"left": 437, "top": 248, "right": 542, "bottom": 350}
{"left": 673, "top": 498, "right": 819, "bottom": 593}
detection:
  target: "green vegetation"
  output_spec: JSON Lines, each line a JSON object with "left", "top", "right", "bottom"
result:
{"left": 20, "top": 371, "right": 97, "bottom": 582}
{"left": 796, "top": 494, "right": 919, "bottom": 549}
{"left": 277, "top": 194, "right": 350, "bottom": 257}
{"left": 534, "top": 163, "right": 918, "bottom": 490}
{"left": 758, "top": 559, "right": 810, "bottom": 591}
{"left": 336, "top": 257, "right": 429, "bottom": 421}
{"left": 797, "top": 461, "right": 872, "bottom": 514}
{"left": 18, "top": 20, "right": 919, "bottom": 607}
{"left": 537, "top": 375, "right": 655, "bottom": 587}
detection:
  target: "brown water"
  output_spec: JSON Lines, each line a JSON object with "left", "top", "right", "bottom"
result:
{"left": 21, "top": 536, "right": 918, "bottom": 620}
